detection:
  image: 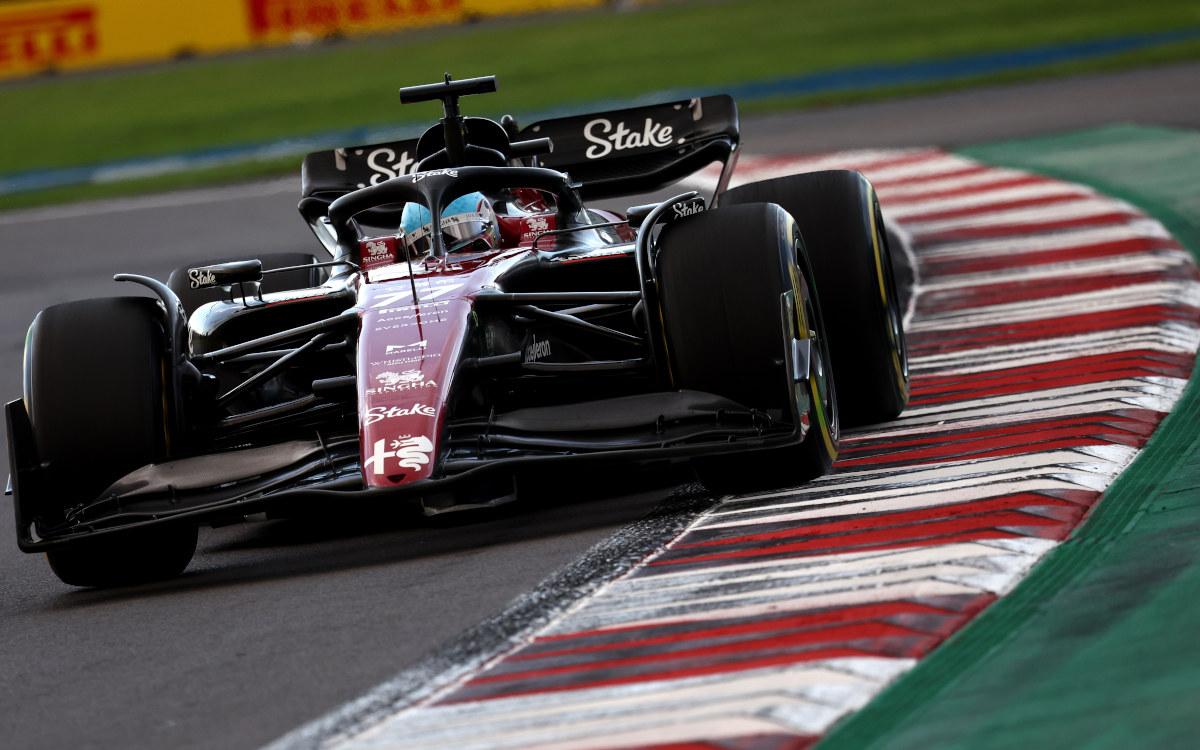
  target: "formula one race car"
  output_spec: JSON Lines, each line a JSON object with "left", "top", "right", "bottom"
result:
{"left": 5, "top": 75, "right": 908, "bottom": 587}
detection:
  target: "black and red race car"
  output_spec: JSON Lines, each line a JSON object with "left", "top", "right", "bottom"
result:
{"left": 5, "top": 76, "right": 908, "bottom": 587}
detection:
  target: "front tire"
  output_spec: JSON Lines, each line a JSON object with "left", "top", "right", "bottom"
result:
{"left": 24, "top": 297, "right": 197, "bottom": 587}
{"left": 657, "top": 202, "right": 839, "bottom": 494}
{"left": 725, "top": 170, "right": 909, "bottom": 426}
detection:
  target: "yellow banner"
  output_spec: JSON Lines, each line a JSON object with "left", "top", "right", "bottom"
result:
{"left": 0, "top": 0, "right": 601, "bottom": 80}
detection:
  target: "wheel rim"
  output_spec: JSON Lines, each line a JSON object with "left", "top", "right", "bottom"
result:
{"left": 804, "top": 280, "right": 839, "bottom": 445}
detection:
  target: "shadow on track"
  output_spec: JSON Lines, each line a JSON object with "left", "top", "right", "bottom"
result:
{"left": 39, "top": 466, "right": 709, "bottom": 609}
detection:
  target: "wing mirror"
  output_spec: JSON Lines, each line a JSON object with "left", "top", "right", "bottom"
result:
{"left": 626, "top": 196, "right": 706, "bottom": 229}
{"left": 625, "top": 203, "right": 656, "bottom": 229}
{"left": 187, "top": 260, "right": 263, "bottom": 289}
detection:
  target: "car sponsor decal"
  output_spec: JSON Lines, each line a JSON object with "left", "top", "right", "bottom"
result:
{"left": 582, "top": 116, "right": 680, "bottom": 160}
{"left": 374, "top": 353, "right": 441, "bottom": 367}
{"left": 669, "top": 196, "right": 705, "bottom": 220}
{"left": 363, "top": 435, "right": 435, "bottom": 476}
{"left": 385, "top": 340, "right": 427, "bottom": 354}
{"left": 349, "top": 145, "right": 417, "bottom": 186}
{"left": 523, "top": 335, "right": 552, "bottom": 363}
{"left": 366, "top": 369, "right": 438, "bottom": 395}
{"left": 410, "top": 168, "right": 459, "bottom": 182}
{"left": 359, "top": 234, "right": 403, "bottom": 271}
{"left": 375, "top": 300, "right": 451, "bottom": 317}
{"left": 546, "top": 246, "right": 634, "bottom": 264}
{"left": 188, "top": 268, "right": 218, "bottom": 288}
{"left": 363, "top": 403, "right": 436, "bottom": 426}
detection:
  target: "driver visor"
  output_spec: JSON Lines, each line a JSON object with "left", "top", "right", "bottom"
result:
{"left": 403, "top": 212, "right": 492, "bottom": 256}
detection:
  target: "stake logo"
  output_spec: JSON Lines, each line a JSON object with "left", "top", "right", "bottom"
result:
{"left": 672, "top": 198, "right": 705, "bottom": 218}
{"left": 583, "top": 117, "right": 676, "bottom": 159}
{"left": 364, "top": 403, "right": 436, "bottom": 426}
{"left": 335, "top": 146, "right": 417, "bottom": 188}
{"left": 188, "top": 268, "right": 218, "bottom": 288}
{"left": 411, "top": 168, "right": 459, "bottom": 182}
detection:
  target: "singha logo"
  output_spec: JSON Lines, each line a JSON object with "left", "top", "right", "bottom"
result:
{"left": 375, "top": 369, "right": 423, "bottom": 387}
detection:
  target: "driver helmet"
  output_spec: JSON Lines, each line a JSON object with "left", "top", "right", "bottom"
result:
{"left": 400, "top": 191, "right": 498, "bottom": 256}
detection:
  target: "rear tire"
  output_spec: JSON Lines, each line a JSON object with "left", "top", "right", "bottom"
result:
{"left": 725, "top": 170, "right": 909, "bottom": 426}
{"left": 24, "top": 297, "right": 197, "bottom": 587}
{"left": 167, "top": 252, "right": 323, "bottom": 318}
{"left": 657, "top": 202, "right": 839, "bottom": 494}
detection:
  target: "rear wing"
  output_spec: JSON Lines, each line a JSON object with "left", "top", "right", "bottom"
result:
{"left": 518, "top": 95, "right": 739, "bottom": 200}
{"left": 299, "top": 95, "right": 739, "bottom": 206}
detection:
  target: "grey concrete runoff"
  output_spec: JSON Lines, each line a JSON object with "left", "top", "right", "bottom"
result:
{"left": 1, "top": 62, "right": 1199, "bottom": 750}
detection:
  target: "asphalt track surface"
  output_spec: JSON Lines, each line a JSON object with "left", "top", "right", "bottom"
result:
{"left": 2, "top": 62, "right": 1199, "bottom": 750}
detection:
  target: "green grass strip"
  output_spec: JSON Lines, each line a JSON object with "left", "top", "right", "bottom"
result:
{"left": 2, "top": 0, "right": 1198, "bottom": 176}
{"left": 818, "top": 124, "right": 1200, "bottom": 749}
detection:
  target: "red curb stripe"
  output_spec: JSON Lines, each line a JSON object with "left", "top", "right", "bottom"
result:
{"left": 678, "top": 496, "right": 1088, "bottom": 550}
{"left": 908, "top": 305, "right": 1200, "bottom": 354}
{"left": 736, "top": 150, "right": 947, "bottom": 180}
{"left": 909, "top": 350, "right": 1191, "bottom": 393}
{"left": 907, "top": 366, "right": 1186, "bottom": 407}
{"left": 923, "top": 237, "right": 1182, "bottom": 276}
{"left": 639, "top": 531, "right": 1026, "bottom": 575}
{"left": 877, "top": 174, "right": 1053, "bottom": 205}
{"left": 652, "top": 515, "right": 1058, "bottom": 567}
{"left": 895, "top": 191, "right": 1089, "bottom": 223}
{"left": 917, "top": 270, "right": 1175, "bottom": 314}
{"left": 469, "top": 622, "right": 924, "bottom": 686}
{"left": 836, "top": 434, "right": 1135, "bottom": 468}
{"left": 913, "top": 210, "right": 1139, "bottom": 243}
{"left": 516, "top": 603, "right": 975, "bottom": 661}
{"left": 444, "top": 647, "right": 874, "bottom": 703}
{"left": 531, "top": 600, "right": 975, "bottom": 645}
{"left": 872, "top": 164, "right": 992, "bottom": 188}
{"left": 841, "top": 412, "right": 1161, "bottom": 452}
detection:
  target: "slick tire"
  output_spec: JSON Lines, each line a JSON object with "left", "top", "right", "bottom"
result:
{"left": 657, "top": 202, "right": 839, "bottom": 494}
{"left": 24, "top": 296, "right": 197, "bottom": 587}
{"left": 724, "top": 170, "right": 909, "bottom": 426}
{"left": 167, "top": 252, "right": 323, "bottom": 318}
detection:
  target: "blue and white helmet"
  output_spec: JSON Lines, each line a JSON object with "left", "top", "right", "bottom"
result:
{"left": 400, "top": 191, "right": 498, "bottom": 256}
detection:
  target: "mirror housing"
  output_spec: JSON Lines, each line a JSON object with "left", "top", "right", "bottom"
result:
{"left": 625, "top": 203, "right": 656, "bottom": 229}
{"left": 187, "top": 260, "right": 263, "bottom": 290}
{"left": 626, "top": 195, "right": 706, "bottom": 230}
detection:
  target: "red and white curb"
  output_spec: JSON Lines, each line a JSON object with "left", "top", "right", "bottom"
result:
{"left": 294, "top": 150, "right": 1200, "bottom": 750}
